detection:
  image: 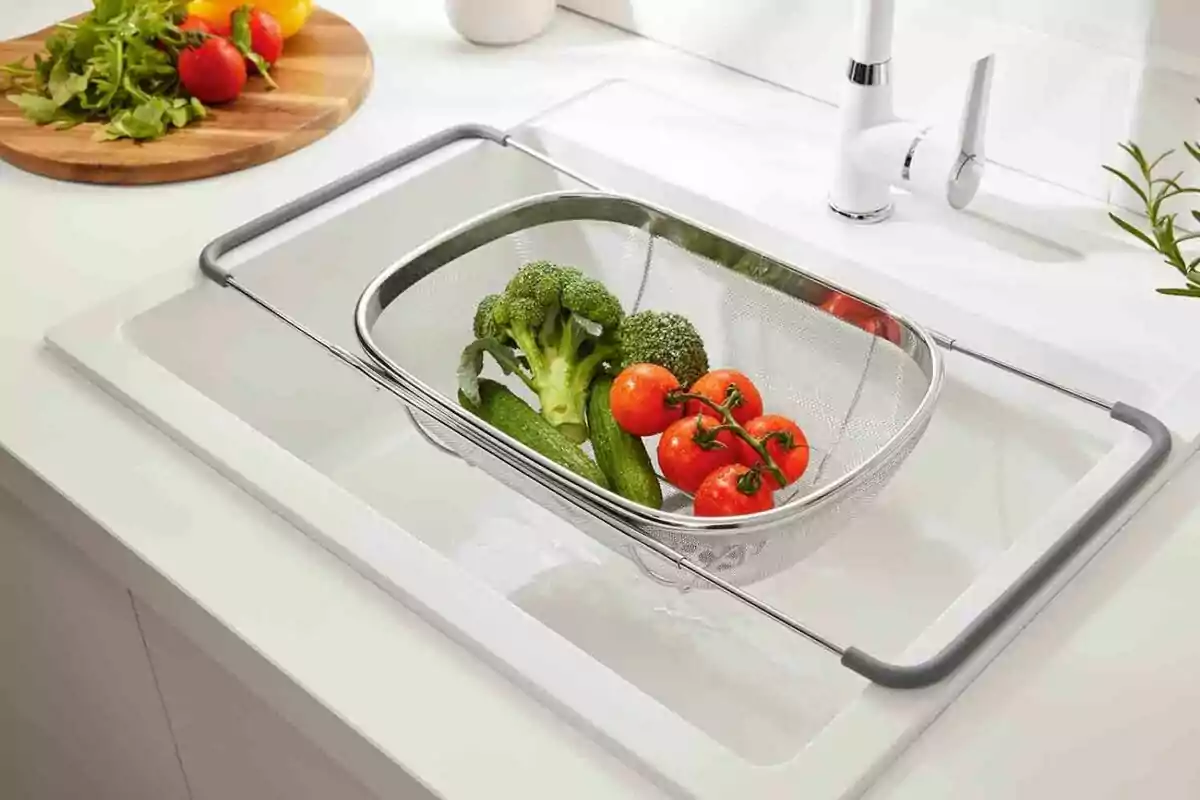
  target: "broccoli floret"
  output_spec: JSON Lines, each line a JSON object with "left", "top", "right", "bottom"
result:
{"left": 473, "top": 294, "right": 504, "bottom": 340}
{"left": 505, "top": 260, "right": 564, "bottom": 308}
{"left": 466, "top": 261, "right": 625, "bottom": 443}
{"left": 618, "top": 311, "right": 709, "bottom": 387}
{"left": 561, "top": 273, "right": 624, "bottom": 330}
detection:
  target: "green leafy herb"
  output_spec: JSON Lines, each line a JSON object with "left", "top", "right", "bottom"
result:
{"left": 230, "top": 5, "right": 277, "bottom": 90}
{"left": 9, "top": 94, "right": 61, "bottom": 124}
{"left": 458, "top": 336, "right": 532, "bottom": 405}
{"left": 1105, "top": 107, "right": 1200, "bottom": 297}
{"left": 0, "top": 0, "right": 207, "bottom": 141}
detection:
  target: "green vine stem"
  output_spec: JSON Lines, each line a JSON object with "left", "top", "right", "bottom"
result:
{"left": 735, "top": 463, "right": 766, "bottom": 495}
{"left": 1105, "top": 113, "right": 1200, "bottom": 297}
{"left": 667, "top": 387, "right": 789, "bottom": 490}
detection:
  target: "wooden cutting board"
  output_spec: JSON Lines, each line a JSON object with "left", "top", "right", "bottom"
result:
{"left": 0, "top": 7, "right": 372, "bottom": 184}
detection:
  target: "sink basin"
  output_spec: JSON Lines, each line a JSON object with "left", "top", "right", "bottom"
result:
{"left": 46, "top": 82, "right": 1194, "bottom": 798}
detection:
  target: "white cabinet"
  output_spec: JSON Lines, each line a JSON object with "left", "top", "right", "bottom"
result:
{"left": 0, "top": 489, "right": 189, "bottom": 800}
{"left": 135, "top": 602, "right": 383, "bottom": 800}
{"left": 0, "top": 486, "right": 389, "bottom": 800}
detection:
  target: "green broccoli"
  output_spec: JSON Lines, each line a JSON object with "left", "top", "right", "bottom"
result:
{"left": 618, "top": 311, "right": 709, "bottom": 387}
{"left": 462, "top": 261, "right": 625, "bottom": 443}
{"left": 473, "top": 294, "right": 504, "bottom": 340}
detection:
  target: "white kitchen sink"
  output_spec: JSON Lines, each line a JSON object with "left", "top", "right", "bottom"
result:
{"left": 46, "top": 82, "right": 1200, "bottom": 798}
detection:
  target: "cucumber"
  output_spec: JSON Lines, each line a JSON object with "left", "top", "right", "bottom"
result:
{"left": 459, "top": 379, "right": 609, "bottom": 489}
{"left": 587, "top": 377, "right": 664, "bottom": 510}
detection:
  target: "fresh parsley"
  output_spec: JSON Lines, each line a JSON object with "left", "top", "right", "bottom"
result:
{"left": 0, "top": 0, "right": 208, "bottom": 141}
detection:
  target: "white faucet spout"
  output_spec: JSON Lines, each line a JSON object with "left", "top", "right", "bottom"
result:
{"left": 850, "top": 0, "right": 894, "bottom": 65}
{"left": 829, "top": 0, "right": 993, "bottom": 223}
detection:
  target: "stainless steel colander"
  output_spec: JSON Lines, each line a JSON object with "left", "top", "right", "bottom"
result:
{"left": 355, "top": 191, "right": 942, "bottom": 588}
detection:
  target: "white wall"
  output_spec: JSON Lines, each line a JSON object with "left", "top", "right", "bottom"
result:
{"left": 561, "top": 0, "right": 1200, "bottom": 205}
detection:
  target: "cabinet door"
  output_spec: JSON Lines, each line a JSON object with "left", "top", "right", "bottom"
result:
{"left": 0, "top": 490, "right": 190, "bottom": 800}
{"left": 135, "top": 602, "right": 387, "bottom": 800}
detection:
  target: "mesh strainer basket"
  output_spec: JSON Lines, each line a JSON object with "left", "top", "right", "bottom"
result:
{"left": 355, "top": 192, "right": 943, "bottom": 588}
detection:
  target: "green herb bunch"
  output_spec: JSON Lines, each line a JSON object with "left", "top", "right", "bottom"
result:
{"left": 0, "top": 0, "right": 208, "bottom": 141}
{"left": 1105, "top": 113, "right": 1200, "bottom": 298}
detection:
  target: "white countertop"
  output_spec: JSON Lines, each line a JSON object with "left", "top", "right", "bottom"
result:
{"left": 3, "top": 2, "right": 1200, "bottom": 798}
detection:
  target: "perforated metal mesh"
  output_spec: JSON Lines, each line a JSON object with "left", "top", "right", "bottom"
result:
{"left": 367, "top": 196, "right": 939, "bottom": 587}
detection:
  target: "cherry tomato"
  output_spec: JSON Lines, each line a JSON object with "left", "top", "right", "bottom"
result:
{"left": 860, "top": 314, "right": 903, "bottom": 345}
{"left": 610, "top": 364, "right": 683, "bottom": 437}
{"left": 694, "top": 464, "right": 775, "bottom": 517}
{"left": 179, "top": 16, "right": 213, "bottom": 34}
{"left": 657, "top": 416, "right": 738, "bottom": 494}
{"left": 819, "top": 291, "right": 875, "bottom": 324}
{"left": 179, "top": 36, "right": 247, "bottom": 104}
{"left": 685, "top": 369, "right": 764, "bottom": 427}
{"left": 736, "top": 415, "right": 810, "bottom": 490}
{"left": 248, "top": 8, "right": 285, "bottom": 66}
{"left": 819, "top": 292, "right": 902, "bottom": 345}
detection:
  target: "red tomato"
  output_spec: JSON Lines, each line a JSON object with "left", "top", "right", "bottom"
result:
{"left": 859, "top": 314, "right": 902, "bottom": 345}
{"left": 686, "top": 369, "right": 764, "bottom": 427}
{"left": 248, "top": 9, "right": 285, "bottom": 66}
{"left": 736, "top": 415, "right": 810, "bottom": 490}
{"left": 694, "top": 464, "right": 775, "bottom": 517}
{"left": 657, "top": 416, "right": 738, "bottom": 494}
{"left": 819, "top": 292, "right": 902, "bottom": 345}
{"left": 179, "top": 36, "right": 247, "bottom": 104}
{"left": 179, "top": 16, "right": 213, "bottom": 34}
{"left": 610, "top": 364, "right": 683, "bottom": 437}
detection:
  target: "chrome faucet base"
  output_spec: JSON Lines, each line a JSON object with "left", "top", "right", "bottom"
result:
{"left": 828, "top": 201, "right": 894, "bottom": 224}
{"left": 847, "top": 58, "right": 891, "bottom": 87}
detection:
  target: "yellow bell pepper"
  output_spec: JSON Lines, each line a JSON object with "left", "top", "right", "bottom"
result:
{"left": 253, "top": 0, "right": 314, "bottom": 39}
{"left": 187, "top": 0, "right": 314, "bottom": 39}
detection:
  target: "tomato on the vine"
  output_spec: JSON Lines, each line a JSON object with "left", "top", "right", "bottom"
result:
{"left": 610, "top": 364, "right": 683, "bottom": 436}
{"left": 736, "top": 415, "right": 810, "bottom": 490}
{"left": 819, "top": 292, "right": 902, "bottom": 345}
{"left": 685, "top": 369, "right": 764, "bottom": 426}
{"left": 693, "top": 464, "right": 774, "bottom": 517}
{"left": 657, "top": 415, "right": 738, "bottom": 494}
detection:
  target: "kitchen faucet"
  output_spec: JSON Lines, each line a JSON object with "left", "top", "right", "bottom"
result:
{"left": 829, "top": 0, "right": 995, "bottom": 222}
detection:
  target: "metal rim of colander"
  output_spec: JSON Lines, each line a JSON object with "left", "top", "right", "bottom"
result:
{"left": 354, "top": 189, "right": 945, "bottom": 536}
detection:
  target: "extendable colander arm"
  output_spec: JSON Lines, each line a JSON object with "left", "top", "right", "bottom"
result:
{"left": 196, "top": 124, "right": 1173, "bottom": 694}
{"left": 842, "top": 402, "right": 1169, "bottom": 688}
{"left": 199, "top": 125, "right": 509, "bottom": 285}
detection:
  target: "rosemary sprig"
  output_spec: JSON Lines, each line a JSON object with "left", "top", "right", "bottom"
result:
{"left": 1105, "top": 116, "right": 1200, "bottom": 298}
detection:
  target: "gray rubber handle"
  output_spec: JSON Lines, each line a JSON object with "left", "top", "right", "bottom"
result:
{"left": 199, "top": 124, "right": 507, "bottom": 284}
{"left": 841, "top": 402, "right": 1171, "bottom": 689}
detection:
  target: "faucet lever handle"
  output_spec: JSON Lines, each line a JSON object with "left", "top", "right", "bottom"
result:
{"left": 958, "top": 54, "right": 994, "bottom": 160}
{"left": 948, "top": 54, "right": 995, "bottom": 209}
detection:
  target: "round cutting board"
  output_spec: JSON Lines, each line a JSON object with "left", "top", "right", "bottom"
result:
{"left": 0, "top": 8, "right": 372, "bottom": 184}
